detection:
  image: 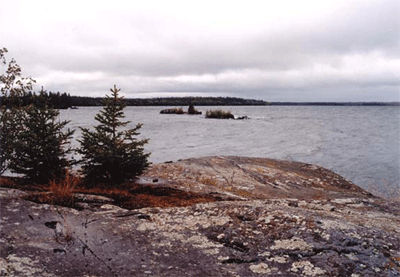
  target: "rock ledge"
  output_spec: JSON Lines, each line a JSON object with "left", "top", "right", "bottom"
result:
{"left": 1, "top": 156, "right": 399, "bottom": 276}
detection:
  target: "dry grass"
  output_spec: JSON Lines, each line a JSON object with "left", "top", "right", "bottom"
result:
{"left": 17, "top": 172, "right": 82, "bottom": 208}
{"left": 48, "top": 172, "right": 80, "bottom": 206}
{"left": 1, "top": 175, "right": 220, "bottom": 210}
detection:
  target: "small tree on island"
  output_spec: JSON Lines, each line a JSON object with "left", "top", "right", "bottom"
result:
{"left": 78, "top": 85, "right": 150, "bottom": 186}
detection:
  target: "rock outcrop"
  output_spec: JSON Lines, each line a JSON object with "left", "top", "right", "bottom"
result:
{"left": 1, "top": 156, "right": 399, "bottom": 276}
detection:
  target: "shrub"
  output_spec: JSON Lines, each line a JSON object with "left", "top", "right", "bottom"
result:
{"left": 205, "top": 109, "right": 234, "bottom": 119}
{"left": 160, "top": 107, "right": 185, "bottom": 114}
{"left": 78, "top": 85, "right": 150, "bottom": 186}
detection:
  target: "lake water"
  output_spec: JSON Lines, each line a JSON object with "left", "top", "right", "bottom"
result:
{"left": 60, "top": 106, "right": 400, "bottom": 199}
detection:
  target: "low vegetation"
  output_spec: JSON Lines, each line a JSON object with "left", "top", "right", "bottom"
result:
{"left": 0, "top": 176, "right": 220, "bottom": 210}
{"left": 37, "top": 170, "right": 80, "bottom": 207}
{"left": 159, "top": 107, "right": 185, "bottom": 114}
{"left": 205, "top": 109, "right": 234, "bottom": 119}
{"left": 160, "top": 104, "right": 202, "bottom": 115}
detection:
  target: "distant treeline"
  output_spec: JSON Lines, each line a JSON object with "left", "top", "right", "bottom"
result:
{"left": 1, "top": 93, "right": 269, "bottom": 108}
{"left": 1, "top": 91, "right": 398, "bottom": 109}
{"left": 1, "top": 91, "right": 76, "bottom": 109}
{"left": 0, "top": 91, "right": 105, "bottom": 109}
{"left": 126, "top": 97, "right": 268, "bottom": 106}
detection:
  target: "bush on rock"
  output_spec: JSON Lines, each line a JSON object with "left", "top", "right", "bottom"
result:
{"left": 205, "top": 109, "right": 234, "bottom": 119}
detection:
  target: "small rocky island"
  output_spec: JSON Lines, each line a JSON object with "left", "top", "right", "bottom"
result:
{"left": 160, "top": 104, "right": 202, "bottom": 115}
{"left": 1, "top": 156, "right": 399, "bottom": 276}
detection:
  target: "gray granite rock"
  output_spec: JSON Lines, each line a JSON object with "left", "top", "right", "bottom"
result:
{"left": 1, "top": 156, "right": 399, "bottom": 276}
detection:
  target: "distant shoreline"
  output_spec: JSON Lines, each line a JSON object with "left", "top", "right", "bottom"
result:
{"left": 69, "top": 96, "right": 400, "bottom": 107}
{"left": 2, "top": 94, "right": 399, "bottom": 108}
{"left": 68, "top": 97, "right": 400, "bottom": 107}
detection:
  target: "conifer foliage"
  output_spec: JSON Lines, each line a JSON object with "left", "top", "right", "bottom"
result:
{"left": 1, "top": 47, "right": 36, "bottom": 175}
{"left": 78, "top": 85, "right": 150, "bottom": 185}
{"left": 1, "top": 48, "right": 74, "bottom": 182}
{"left": 9, "top": 103, "right": 74, "bottom": 183}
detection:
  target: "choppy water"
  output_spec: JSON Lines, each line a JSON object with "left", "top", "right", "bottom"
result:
{"left": 60, "top": 105, "right": 399, "bottom": 198}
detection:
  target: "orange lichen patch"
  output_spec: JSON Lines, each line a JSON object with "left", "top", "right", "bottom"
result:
{"left": 143, "top": 163, "right": 186, "bottom": 179}
{"left": 232, "top": 189, "right": 255, "bottom": 199}
{"left": 311, "top": 189, "right": 325, "bottom": 200}
{"left": 199, "top": 177, "right": 219, "bottom": 187}
{"left": 385, "top": 257, "right": 400, "bottom": 271}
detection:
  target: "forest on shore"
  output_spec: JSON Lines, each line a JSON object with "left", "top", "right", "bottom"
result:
{"left": 1, "top": 90, "right": 398, "bottom": 109}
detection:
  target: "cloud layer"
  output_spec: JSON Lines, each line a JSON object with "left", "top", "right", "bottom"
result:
{"left": 1, "top": 0, "right": 399, "bottom": 101}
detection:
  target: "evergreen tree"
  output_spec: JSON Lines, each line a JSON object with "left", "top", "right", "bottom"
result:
{"left": 78, "top": 85, "right": 150, "bottom": 185}
{"left": 1, "top": 48, "right": 74, "bottom": 182}
{"left": 0, "top": 106, "right": 24, "bottom": 175}
{"left": 9, "top": 103, "right": 75, "bottom": 183}
{"left": 1, "top": 47, "right": 35, "bottom": 175}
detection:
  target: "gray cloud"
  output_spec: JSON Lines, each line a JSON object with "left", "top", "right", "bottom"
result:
{"left": 1, "top": 0, "right": 399, "bottom": 101}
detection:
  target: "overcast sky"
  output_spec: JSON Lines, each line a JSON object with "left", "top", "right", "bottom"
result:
{"left": 1, "top": 0, "right": 399, "bottom": 101}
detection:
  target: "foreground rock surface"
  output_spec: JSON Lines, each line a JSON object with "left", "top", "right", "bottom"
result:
{"left": 1, "top": 156, "right": 399, "bottom": 276}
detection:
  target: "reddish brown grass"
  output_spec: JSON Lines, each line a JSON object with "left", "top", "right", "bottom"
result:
{"left": 1, "top": 175, "right": 219, "bottom": 210}
{"left": 48, "top": 172, "right": 80, "bottom": 205}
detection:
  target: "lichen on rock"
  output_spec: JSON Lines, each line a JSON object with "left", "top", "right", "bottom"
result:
{"left": 1, "top": 156, "right": 399, "bottom": 276}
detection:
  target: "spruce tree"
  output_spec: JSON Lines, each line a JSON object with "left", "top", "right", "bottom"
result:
{"left": 9, "top": 102, "right": 74, "bottom": 183}
{"left": 1, "top": 48, "right": 74, "bottom": 182}
{"left": 1, "top": 47, "right": 35, "bottom": 174}
{"left": 78, "top": 85, "right": 150, "bottom": 185}
{"left": 0, "top": 107, "right": 23, "bottom": 175}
